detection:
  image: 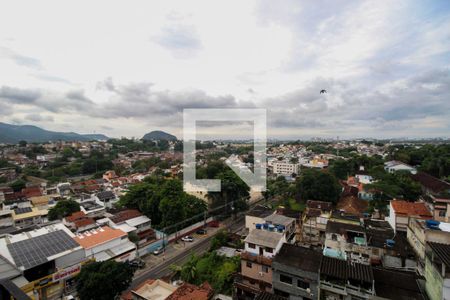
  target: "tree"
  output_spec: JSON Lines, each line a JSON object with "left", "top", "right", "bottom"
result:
{"left": 76, "top": 260, "right": 134, "bottom": 300}
{"left": 295, "top": 169, "right": 341, "bottom": 203}
{"left": 48, "top": 200, "right": 80, "bottom": 220}
{"left": 210, "top": 229, "right": 229, "bottom": 251}
{"left": 329, "top": 159, "right": 352, "bottom": 180}
{"left": 9, "top": 179, "right": 26, "bottom": 192}
{"left": 18, "top": 140, "right": 27, "bottom": 147}
{"left": 207, "top": 170, "right": 250, "bottom": 216}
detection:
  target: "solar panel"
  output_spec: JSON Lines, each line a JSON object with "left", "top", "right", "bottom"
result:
{"left": 14, "top": 207, "right": 32, "bottom": 215}
{"left": 7, "top": 230, "right": 80, "bottom": 269}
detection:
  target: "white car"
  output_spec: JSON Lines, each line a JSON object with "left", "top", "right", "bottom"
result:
{"left": 181, "top": 236, "right": 194, "bottom": 242}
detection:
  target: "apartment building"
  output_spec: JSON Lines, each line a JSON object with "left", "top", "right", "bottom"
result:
{"left": 234, "top": 227, "right": 286, "bottom": 299}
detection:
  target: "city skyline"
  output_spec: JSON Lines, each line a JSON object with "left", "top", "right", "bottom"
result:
{"left": 1, "top": 0, "right": 449, "bottom": 139}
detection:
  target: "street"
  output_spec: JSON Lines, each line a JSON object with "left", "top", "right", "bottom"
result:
{"left": 129, "top": 216, "right": 245, "bottom": 290}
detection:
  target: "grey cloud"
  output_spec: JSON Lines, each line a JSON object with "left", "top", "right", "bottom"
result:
{"left": 0, "top": 86, "right": 41, "bottom": 104}
{"left": 25, "top": 114, "right": 54, "bottom": 122}
{"left": 0, "top": 47, "right": 42, "bottom": 70}
{"left": 152, "top": 25, "right": 202, "bottom": 58}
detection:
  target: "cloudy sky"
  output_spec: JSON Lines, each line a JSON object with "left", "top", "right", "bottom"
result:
{"left": 0, "top": 0, "right": 449, "bottom": 139}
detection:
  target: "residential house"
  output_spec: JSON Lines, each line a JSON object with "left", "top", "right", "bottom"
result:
{"left": 301, "top": 200, "right": 332, "bottom": 246}
{"left": 373, "top": 268, "right": 426, "bottom": 300}
{"left": 234, "top": 227, "right": 286, "bottom": 299}
{"left": 245, "top": 205, "right": 273, "bottom": 232}
{"left": 384, "top": 160, "right": 417, "bottom": 174}
{"left": 323, "top": 220, "right": 369, "bottom": 264}
{"left": 272, "top": 244, "right": 322, "bottom": 299}
{"left": 387, "top": 200, "right": 432, "bottom": 233}
{"left": 424, "top": 242, "right": 450, "bottom": 300}
{"left": 319, "top": 256, "right": 375, "bottom": 300}
{"left": 73, "top": 226, "right": 136, "bottom": 262}
{"left": 408, "top": 218, "right": 450, "bottom": 273}
{"left": 123, "top": 279, "right": 213, "bottom": 300}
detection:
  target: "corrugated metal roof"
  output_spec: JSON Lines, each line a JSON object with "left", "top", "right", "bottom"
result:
{"left": 320, "top": 256, "right": 373, "bottom": 283}
{"left": 429, "top": 242, "right": 450, "bottom": 268}
{"left": 0, "top": 255, "right": 21, "bottom": 280}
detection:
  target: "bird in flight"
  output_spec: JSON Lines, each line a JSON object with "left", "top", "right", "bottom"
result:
{"left": 320, "top": 89, "right": 327, "bottom": 94}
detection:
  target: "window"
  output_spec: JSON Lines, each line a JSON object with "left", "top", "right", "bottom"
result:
{"left": 280, "top": 274, "right": 292, "bottom": 285}
{"left": 332, "top": 234, "right": 337, "bottom": 241}
{"left": 246, "top": 261, "right": 252, "bottom": 268}
{"left": 265, "top": 247, "right": 273, "bottom": 253}
{"left": 248, "top": 243, "right": 256, "bottom": 249}
{"left": 262, "top": 266, "right": 269, "bottom": 273}
{"left": 297, "top": 279, "right": 310, "bottom": 290}
{"left": 439, "top": 211, "right": 446, "bottom": 217}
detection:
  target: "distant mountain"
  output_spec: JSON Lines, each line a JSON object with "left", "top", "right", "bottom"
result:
{"left": 142, "top": 130, "right": 177, "bottom": 141}
{"left": 0, "top": 122, "right": 109, "bottom": 144}
{"left": 81, "top": 134, "right": 109, "bottom": 141}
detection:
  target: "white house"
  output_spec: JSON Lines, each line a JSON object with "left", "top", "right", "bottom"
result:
{"left": 384, "top": 161, "right": 417, "bottom": 174}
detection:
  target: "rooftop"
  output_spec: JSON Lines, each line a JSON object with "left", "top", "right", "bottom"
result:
{"left": 428, "top": 242, "right": 450, "bottom": 269}
{"left": 273, "top": 243, "right": 322, "bottom": 273}
{"left": 73, "top": 226, "right": 127, "bottom": 249}
{"left": 264, "top": 213, "right": 295, "bottom": 227}
{"left": 1, "top": 224, "right": 80, "bottom": 270}
{"left": 246, "top": 205, "right": 273, "bottom": 218}
{"left": 411, "top": 171, "right": 450, "bottom": 194}
{"left": 132, "top": 279, "right": 177, "bottom": 300}
{"left": 111, "top": 209, "right": 142, "bottom": 224}
{"left": 245, "top": 228, "right": 284, "bottom": 249}
{"left": 373, "top": 268, "right": 425, "bottom": 300}
{"left": 391, "top": 200, "right": 432, "bottom": 218}
{"left": 320, "top": 256, "right": 373, "bottom": 283}
{"left": 326, "top": 220, "right": 365, "bottom": 235}
{"left": 306, "top": 200, "right": 332, "bottom": 211}
{"left": 65, "top": 211, "right": 86, "bottom": 223}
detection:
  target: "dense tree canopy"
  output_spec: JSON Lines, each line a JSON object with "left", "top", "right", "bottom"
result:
{"left": 295, "top": 169, "right": 341, "bottom": 203}
{"left": 48, "top": 200, "right": 80, "bottom": 220}
{"left": 76, "top": 260, "right": 134, "bottom": 300}
{"left": 173, "top": 251, "right": 239, "bottom": 295}
{"left": 118, "top": 177, "right": 207, "bottom": 230}
{"left": 207, "top": 169, "right": 250, "bottom": 215}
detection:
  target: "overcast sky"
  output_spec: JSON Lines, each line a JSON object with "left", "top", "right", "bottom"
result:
{"left": 0, "top": 0, "right": 449, "bottom": 140}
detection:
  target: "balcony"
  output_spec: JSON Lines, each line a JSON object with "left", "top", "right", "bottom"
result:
{"left": 240, "top": 251, "right": 272, "bottom": 266}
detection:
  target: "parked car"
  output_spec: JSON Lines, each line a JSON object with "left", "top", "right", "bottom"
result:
{"left": 181, "top": 236, "right": 194, "bottom": 242}
{"left": 129, "top": 259, "right": 146, "bottom": 269}
{"left": 196, "top": 228, "right": 207, "bottom": 235}
{"left": 153, "top": 247, "right": 164, "bottom": 255}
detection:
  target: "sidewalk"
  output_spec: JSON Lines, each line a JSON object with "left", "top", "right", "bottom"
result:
{"left": 134, "top": 224, "right": 224, "bottom": 277}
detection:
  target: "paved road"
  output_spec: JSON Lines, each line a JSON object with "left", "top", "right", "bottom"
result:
{"left": 129, "top": 216, "right": 245, "bottom": 290}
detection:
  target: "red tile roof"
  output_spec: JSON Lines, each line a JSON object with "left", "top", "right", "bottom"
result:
{"left": 73, "top": 218, "right": 95, "bottom": 228}
{"left": 166, "top": 282, "right": 213, "bottom": 300}
{"left": 65, "top": 211, "right": 86, "bottom": 223}
{"left": 73, "top": 226, "right": 127, "bottom": 249}
{"left": 111, "top": 209, "right": 142, "bottom": 224}
{"left": 411, "top": 171, "right": 450, "bottom": 194}
{"left": 391, "top": 200, "right": 432, "bottom": 218}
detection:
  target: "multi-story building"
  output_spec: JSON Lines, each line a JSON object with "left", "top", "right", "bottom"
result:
{"left": 424, "top": 242, "right": 450, "bottom": 300}
{"left": 234, "top": 227, "right": 286, "bottom": 299}
{"left": 272, "top": 244, "right": 322, "bottom": 299}
{"left": 323, "top": 220, "right": 369, "bottom": 264}
{"left": 0, "top": 223, "right": 87, "bottom": 299}
{"left": 301, "top": 200, "right": 332, "bottom": 246}
{"left": 407, "top": 218, "right": 450, "bottom": 273}
{"left": 319, "top": 256, "right": 375, "bottom": 299}
{"left": 272, "top": 162, "right": 299, "bottom": 176}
